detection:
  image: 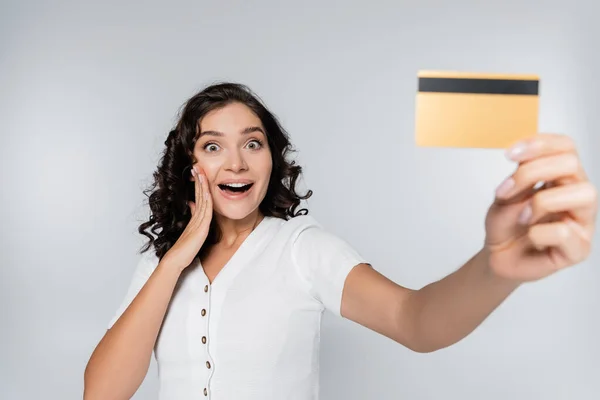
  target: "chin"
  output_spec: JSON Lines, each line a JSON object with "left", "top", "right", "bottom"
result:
{"left": 213, "top": 204, "right": 258, "bottom": 221}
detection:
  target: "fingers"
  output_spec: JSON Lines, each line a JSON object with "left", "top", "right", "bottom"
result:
{"left": 190, "top": 165, "right": 204, "bottom": 218}
{"left": 190, "top": 164, "right": 213, "bottom": 225}
{"left": 203, "top": 173, "right": 213, "bottom": 216}
{"left": 522, "top": 180, "right": 596, "bottom": 270}
{"left": 516, "top": 152, "right": 578, "bottom": 190}
{"left": 489, "top": 132, "right": 597, "bottom": 273}
{"left": 505, "top": 133, "right": 577, "bottom": 163}
{"left": 527, "top": 218, "right": 591, "bottom": 266}
{"left": 494, "top": 134, "right": 591, "bottom": 214}
{"left": 528, "top": 182, "right": 598, "bottom": 226}
{"left": 198, "top": 166, "right": 210, "bottom": 220}
{"left": 495, "top": 152, "right": 583, "bottom": 201}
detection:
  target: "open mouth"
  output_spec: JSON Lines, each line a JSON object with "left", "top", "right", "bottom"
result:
{"left": 217, "top": 182, "right": 254, "bottom": 195}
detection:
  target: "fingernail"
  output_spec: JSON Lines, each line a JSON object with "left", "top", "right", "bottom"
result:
{"left": 191, "top": 168, "right": 196, "bottom": 176}
{"left": 495, "top": 177, "right": 515, "bottom": 198}
{"left": 518, "top": 203, "right": 532, "bottom": 225}
{"left": 198, "top": 174, "right": 203, "bottom": 183}
{"left": 505, "top": 141, "right": 528, "bottom": 161}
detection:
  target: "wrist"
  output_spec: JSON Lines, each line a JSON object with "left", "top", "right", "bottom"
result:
{"left": 157, "top": 258, "right": 188, "bottom": 276}
{"left": 478, "top": 247, "right": 523, "bottom": 291}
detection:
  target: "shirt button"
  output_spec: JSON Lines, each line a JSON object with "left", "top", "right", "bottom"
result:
{"left": 201, "top": 309, "right": 206, "bottom": 316}
{"left": 204, "top": 388, "right": 208, "bottom": 396}
{"left": 206, "top": 361, "right": 211, "bottom": 369}
{"left": 204, "top": 285, "right": 209, "bottom": 292}
{"left": 202, "top": 336, "right": 207, "bottom": 344}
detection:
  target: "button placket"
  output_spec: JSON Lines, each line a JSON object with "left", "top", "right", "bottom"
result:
{"left": 203, "top": 282, "right": 214, "bottom": 398}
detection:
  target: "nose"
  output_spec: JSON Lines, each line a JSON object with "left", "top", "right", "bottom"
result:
{"left": 224, "top": 148, "right": 248, "bottom": 173}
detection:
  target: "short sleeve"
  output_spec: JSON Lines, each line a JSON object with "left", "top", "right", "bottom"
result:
{"left": 107, "top": 250, "right": 160, "bottom": 329}
{"left": 291, "top": 223, "right": 369, "bottom": 317}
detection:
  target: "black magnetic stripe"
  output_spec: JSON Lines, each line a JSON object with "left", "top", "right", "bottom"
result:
{"left": 418, "top": 77, "right": 539, "bottom": 95}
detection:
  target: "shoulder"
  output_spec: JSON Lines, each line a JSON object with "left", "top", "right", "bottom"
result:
{"left": 279, "top": 215, "right": 361, "bottom": 260}
{"left": 280, "top": 215, "right": 369, "bottom": 315}
{"left": 280, "top": 214, "right": 322, "bottom": 233}
{"left": 279, "top": 214, "right": 321, "bottom": 229}
{"left": 261, "top": 214, "right": 322, "bottom": 241}
{"left": 260, "top": 214, "right": 341, "bottom": 259}
{"left": 271, "top": 214, "right": 330, "bottom": 247}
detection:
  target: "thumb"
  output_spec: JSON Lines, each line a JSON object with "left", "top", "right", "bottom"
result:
{"left": 485, "top": 179, "right": 537, "bottom": 248}
{"left": 188, "top": 201, "right": 196, "bottom": 214}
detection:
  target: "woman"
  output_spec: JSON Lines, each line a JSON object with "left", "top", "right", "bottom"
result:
{"left": 84, "top": 82, "right": 597, "bottom": 400}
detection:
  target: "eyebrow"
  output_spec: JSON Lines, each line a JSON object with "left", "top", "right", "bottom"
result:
{"left": 199, "top": 126, "right": 265, "bottom": 138}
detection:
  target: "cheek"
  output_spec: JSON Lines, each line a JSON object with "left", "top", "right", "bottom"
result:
{"left": 257, "top": 151, "right": 273, "bottom": 179}
{"left": 194, "top": 157, "right": 220, "bottom": 181}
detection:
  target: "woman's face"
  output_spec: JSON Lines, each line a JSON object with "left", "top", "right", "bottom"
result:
{"left": 193, "top": 102, "right": 273, "bottom": 221}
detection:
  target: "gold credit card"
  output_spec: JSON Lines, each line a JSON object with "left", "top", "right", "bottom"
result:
{"left": 414, "top": 70, "right": 540, "bottom": 148}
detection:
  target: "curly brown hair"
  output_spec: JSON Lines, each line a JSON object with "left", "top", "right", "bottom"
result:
{"left": 137, "top": 82, "right": 313, "bottom": 260}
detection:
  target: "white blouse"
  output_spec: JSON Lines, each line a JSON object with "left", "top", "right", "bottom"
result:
{"left": 108, "top": 215, "right": 368, "bottom": 400}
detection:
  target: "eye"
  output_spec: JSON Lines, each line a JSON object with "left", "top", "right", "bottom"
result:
{"left": 246, "top": 139, "right": 263, "bottom": 150}
{"left": 203, "top": 142, "right": 220, "bottom": 152}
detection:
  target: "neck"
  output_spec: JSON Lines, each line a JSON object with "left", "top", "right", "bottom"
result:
{"left": 214, "top": 210, "right": 264, "bottom": 248}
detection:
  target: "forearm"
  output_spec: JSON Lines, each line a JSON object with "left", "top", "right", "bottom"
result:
{"left": 405, "top": 248, "right": 520, "bottom": 353}
{"left": 83, "top": 261, "right": 182, "bottom": 400}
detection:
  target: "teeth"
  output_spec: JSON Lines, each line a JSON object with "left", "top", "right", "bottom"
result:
{"left": 223, "top": 183, "right": 250, "bottom": 188}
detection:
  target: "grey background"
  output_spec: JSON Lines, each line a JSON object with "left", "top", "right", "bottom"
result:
{"left": 1, "top": 1, "right": 598, "bottom": 399}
